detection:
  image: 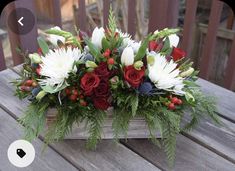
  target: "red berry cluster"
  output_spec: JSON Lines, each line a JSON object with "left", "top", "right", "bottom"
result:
{"left": 103, "top": 48, "right": 115, "bottom": 65}
{"left": 20, "top": 79, "right": 38, "bottom": 92}
{"left": 65, "top": 87, "right": 87, "bottom": 106}
{"left": 166, "top": 96, "right": 182, "bottom": 110}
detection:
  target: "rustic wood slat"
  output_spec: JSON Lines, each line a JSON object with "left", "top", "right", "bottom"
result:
{"left": 103, "top": 0, "right": 110, "bottom": 27}
{"left": 0, "top": 108, "right": 78, "bottom": 171}
{"left": 196, "top": 78, "right": 235, "bottom": 122}
{"left": 199, "top": 0, "right": 223, "bottom": 79}
{"left": 52, "top": 0, "right": 62, "bottom": 28}
{"left": 224, "top": 35, "right": 235, "bottom": 90}
{"left": 0, "top": 68, "right": 160, "bottom": 171}
{"left": 181, "top": 0, "right": 198, "bottom": 55}
{"left": 0, "top": 40, "right": 6, "bottom": 71}
{"left": 14, "top": 0, "right": 39, "bottom": 54}
{"left": 127, "top": 0, "right": 136, "bottom": 37}
{"left": 122, "top": 134, "right": 235, "bottom": 171}
{"left": 77, "top": 0, "right": 86, "bottom": 32}
{"left": 148, "top": 0, "right": 169, "bottom": 32}
{"left": 166, "top": 0, "right": 179, "bottom": 28}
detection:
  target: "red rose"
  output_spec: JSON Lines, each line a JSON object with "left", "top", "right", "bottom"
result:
{"left": 171, "top": 47, "right": 186, "bottom": 61}
{"left": 93, "top": 97, "right": 110, "bottom": 110}
{"left": 80, "top": 72, "right": 100, "bottom": 96}
{"left": 94, "top": 62, "right": 110, "bottom": 80}
{"left": 124, "top": 66, "right": 145, "bottom": 88}
{"left": 94, "top": 80, "right": 110, "bottom": 97}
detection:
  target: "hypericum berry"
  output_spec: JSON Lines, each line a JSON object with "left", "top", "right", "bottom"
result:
{"left": 168, "top": 103, "right": 175, "bottom": 110}
{"left": 80, "top": 100, "right": 87, "bottom": 106}
{"left": 31, "top": 81, "right": 38, "bottom": 87}
{"left": 171, "top": 97, "right": 178, "bottom": 104}
{"left": 176, "top": 99, "right": 182, "bottom": 105}
{"left": 20, "top": 85, "right": 31, "bottom": 92}
{"left": 103, "top": 49, "right": 111, "bottom": 58}
{"left": 25, "top": 80, "right": 33, "bottom": 86}
{"left": 65, "top": 88, "right": 71, "bottom": 95}
{"left": 69, "top": 94, "right": 77, "bottom": 101}
{"left": 107, "top": 58, "right": 115, "bottom": 65}
{"left": 72, "top": 89, "right": 79, "bottom": 96}
{"left": 79, "top": 94, "right": 84, "bottom": 99}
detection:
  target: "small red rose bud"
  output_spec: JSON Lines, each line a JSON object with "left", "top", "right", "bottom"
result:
{"left": 149, "top": 41, "right": 158, "bottom": 51}
{"left": 36, "top": 66, "right": 41, "bottom": 75}
{"left": 107, "top": 58, "right": 115, "bottom": 65}
{"left": 168, "top": 103, "right": 175, "bottom": 110}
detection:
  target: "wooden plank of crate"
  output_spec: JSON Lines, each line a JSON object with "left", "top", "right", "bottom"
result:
{"left": 0, "top": 69, "right": 160, "bottom": 171}
{"left": 0, "top": 108, "right": 79, "bottom": 171}
{"left": 122, "top": 134, "right": 235, "bottom": 171}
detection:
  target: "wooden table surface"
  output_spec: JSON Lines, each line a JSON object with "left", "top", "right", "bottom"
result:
{"left": 0, "top": 65, "right": 235, "bottom": 171}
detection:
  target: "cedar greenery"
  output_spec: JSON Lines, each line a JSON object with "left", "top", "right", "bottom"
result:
{"left": 13, "top": 8, "right": 220, "bottom": 168}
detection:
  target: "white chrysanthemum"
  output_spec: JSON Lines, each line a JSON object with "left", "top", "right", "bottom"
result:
{"left": 117, "top": 29, "right": 134, "bottom": 46}
{"left": 147, "top": 52, "right": 185, "bottom": 95}
{"left": 39, "top": 47, "right": 82, "bottom": 89}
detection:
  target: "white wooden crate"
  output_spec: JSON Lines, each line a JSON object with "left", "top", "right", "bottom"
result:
{"left": 46, "top": 108, "right": 161, "bottom": 139}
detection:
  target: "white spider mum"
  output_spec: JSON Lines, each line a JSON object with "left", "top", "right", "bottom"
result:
{"left": 148, "top": 52, "right": 185, "bottom": 95}
{"left": 117, "top": 29, "right": 134, "bottom": 47}
{"left": 39, "top": 47, "right": 82, "bottom": 90}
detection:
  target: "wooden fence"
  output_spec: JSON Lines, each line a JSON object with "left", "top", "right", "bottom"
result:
{"left": 0, "top": 0, "right": 234, "bottom": 90}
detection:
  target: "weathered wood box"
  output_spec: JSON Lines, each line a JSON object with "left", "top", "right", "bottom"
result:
{"left": 46, "top": 108, "right": 161, "bottom": 139}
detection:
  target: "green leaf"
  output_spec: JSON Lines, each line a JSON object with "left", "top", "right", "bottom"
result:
{"left": 84, "top": 37, "right": 102, "bottom": 62}
{"left": 135, "top": 34, "right": 151, "bottom": 61}
{"left": 102, "top": 37, "right": 110, "bottom": 50}
{"left": 41, "top": 82, "right": 68, "bottom": 94}
{"left": 131, "top": 94, "right": 139, "bottom": 117}
{"left": 185, "top": 92, "right": 195, "bottom": 104}
{"left": 37, "top": 37, "right": 49, "bottom": 55}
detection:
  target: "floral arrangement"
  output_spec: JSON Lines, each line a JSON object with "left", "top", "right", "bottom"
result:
{"left": 13, "top": 11, "right": 220, "bottom": 165}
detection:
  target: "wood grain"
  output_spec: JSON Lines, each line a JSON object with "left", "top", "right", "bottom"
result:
{"left": 0, "top": 108, "right": 78, "bottom": 171}
{"left": 122, "top": 135, "right": 235, "bottom": 171}
{"left": 0, "top": 68, "right": 160, "bottom": 171}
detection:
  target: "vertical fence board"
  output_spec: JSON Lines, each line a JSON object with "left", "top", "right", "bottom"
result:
{"left": 127, "top": 0, "right": 136, "bottom": 37}
{"left": 181, "top": 0, "right": 198, "bottom": 55}
{"left": 52, "top": 0, "right": 62, "bottom": 28}
{"left": 224, "top": 36, "right": 235, "bottom": 90}
{"left": 199, "top": 0, "right": 223, "bottom": 79}
{"left": 14, "top": 0, "right": 38, "bottom": 54}
{"left": 77, "top": 0, "right": 86, "bottom": 32}
{"left": 0, "top": 40, "right": 6, "bottom": 71}
{"left": 103, "top": 0, "right": 110, "bottom": 27}
{"left": 166, "top": 0, "right": 179, "bottom": 28}
{"left": 5, "top": 2, "right": 23, "bottom": 65}
{"left": 148, "top": 0, "right": 169, "bottom": 32}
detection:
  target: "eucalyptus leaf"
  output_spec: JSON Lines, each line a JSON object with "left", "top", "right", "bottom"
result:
{"left": 37, "top": 37, "right": 49, "bottom": 55}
